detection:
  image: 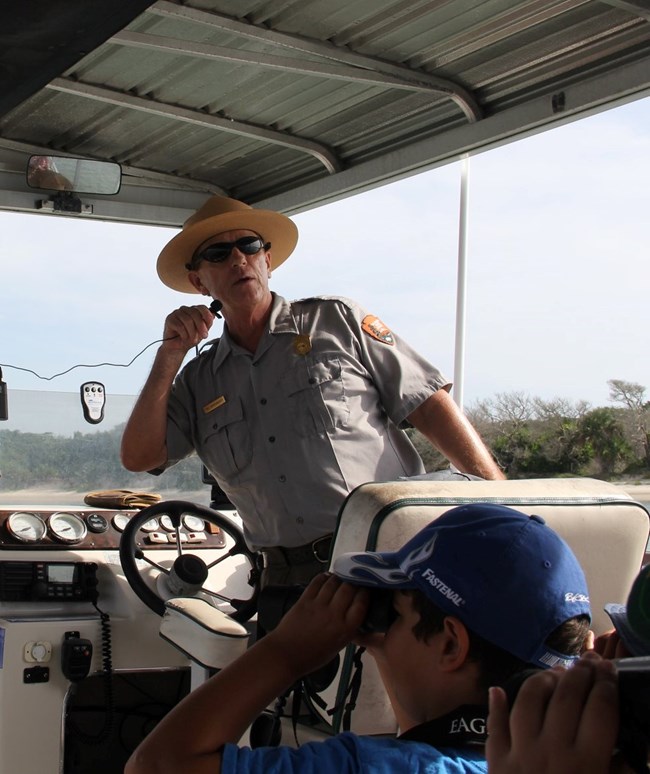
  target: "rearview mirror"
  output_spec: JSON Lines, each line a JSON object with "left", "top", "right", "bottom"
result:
{"left": 27, "top": 155, "right": 122, "bottom": 195}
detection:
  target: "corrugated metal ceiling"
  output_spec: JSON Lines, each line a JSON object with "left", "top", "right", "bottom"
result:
{"left": 0, "top": 0, "right": 648, "bottom": 222}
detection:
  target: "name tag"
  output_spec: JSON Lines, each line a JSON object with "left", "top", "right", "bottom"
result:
{"left": 203, "top": 395, "right": 226, "bottom": 414}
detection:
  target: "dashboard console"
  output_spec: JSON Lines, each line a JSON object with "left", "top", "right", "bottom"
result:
{"left": 0, "top": 507, "right": 227, "bottom": 551}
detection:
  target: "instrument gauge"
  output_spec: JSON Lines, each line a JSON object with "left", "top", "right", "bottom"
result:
{"left": 112, "top": 514, "right": 130, "bottom": 532}
{"left": 182, "top": 514, "right": 205, "bottom": 532}
{"left": 141, "top": 517, "right": 159, "bottom": 533}
{"left": 160, "top": 515, "right": 176, "bottom": 532}
{"left": 48, "top": 512, "right": 88, "bottom": 544}
{"left": 6, "top": 511, "right": 47, "bottom": 543}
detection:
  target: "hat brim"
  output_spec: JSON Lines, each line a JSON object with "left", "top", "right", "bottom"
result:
{"left": 332, "top": 551, "right": 414, "bottom": 589}
{"left": 604, "top": 603, "right": 650, "bottom": 657}
{"left": 157, "top": 209, "right": 299, "bottom": 294}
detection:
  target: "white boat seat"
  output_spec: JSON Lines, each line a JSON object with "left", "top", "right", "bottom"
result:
{"left": 310, "top": 476, "right": 650, "bottom": 736}
{"left": 159, "top": 597, "right": 250, "bottom": 670}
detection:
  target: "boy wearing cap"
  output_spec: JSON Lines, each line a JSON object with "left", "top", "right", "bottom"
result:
{"left": 126, "top": 503, "right": 590, "bottom": 774}
{"left": 121, "top": 195, "right": 504, "bottom": 586}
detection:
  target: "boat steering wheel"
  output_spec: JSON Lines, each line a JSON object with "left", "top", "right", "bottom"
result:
{"left": 119, "top": 500, "right": 259, "bottom": 622}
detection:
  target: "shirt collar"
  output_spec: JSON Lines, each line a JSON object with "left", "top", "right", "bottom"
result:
{"left": 267, "top": 293, "right": 299, "bottom": 334}
{"left": 208, "top": 293, "right": 298, "bottom": 372}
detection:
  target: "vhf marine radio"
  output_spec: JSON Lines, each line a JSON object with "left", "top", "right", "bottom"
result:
{"left": 0, "top": 561, "right": 99, "bottom": 602}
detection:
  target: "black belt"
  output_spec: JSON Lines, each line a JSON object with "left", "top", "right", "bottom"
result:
{"left": 260, "top": 534, "right": 333, "bottom": 566}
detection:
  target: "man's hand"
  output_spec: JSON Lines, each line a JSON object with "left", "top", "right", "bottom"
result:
{"left": 265, "top": 574, "right": 369, "bottom": 678}
{"left": 121, "top": 303, "right": 216, "bottom": 473}
{"left": 487, "top": 652, "right": 619, "bottom": 774}
{"left": 161, "top": 304, "right": 216, "bottom": 354}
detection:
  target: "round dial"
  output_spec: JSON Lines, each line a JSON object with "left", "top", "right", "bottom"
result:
{"left": 160, "top": 515, "right": 176, "bottom": 532}
{"left": 140, "top": 517, "right": 159, "bottom": 533}
{"left": 6, "top": 511, "right": 47, "bottom": 543}
{"left": 112, "top": 514, "right": 130, "bottom": 532}
{"left": 48, "top": 512, "right": 88, "bottom": 544}
{"left": 182, "top": 514, "right": 205, "bottom": 532}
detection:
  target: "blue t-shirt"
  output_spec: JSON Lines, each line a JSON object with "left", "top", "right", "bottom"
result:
{"left": 222, "top": 732, "right": 487, "bottom": 773}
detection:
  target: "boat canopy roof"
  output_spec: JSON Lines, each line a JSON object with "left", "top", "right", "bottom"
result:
{"left": 1, "top": 0, "right": 649, "bottom": 225}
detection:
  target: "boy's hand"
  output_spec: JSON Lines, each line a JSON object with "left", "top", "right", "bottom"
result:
{"left": 265, "top": 573, "right": 369, "bottom": 678}
{"left": 592, "top": 628, "right": 632, "bottom": 659}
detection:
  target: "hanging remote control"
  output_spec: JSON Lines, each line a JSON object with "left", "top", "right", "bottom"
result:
{"left": 80, "top": 382, "right": 105, "bottom": 424}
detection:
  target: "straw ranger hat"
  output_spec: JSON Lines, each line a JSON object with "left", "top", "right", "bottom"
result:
{"left": 157, "top": 195, "right": 299, "bottom": 293}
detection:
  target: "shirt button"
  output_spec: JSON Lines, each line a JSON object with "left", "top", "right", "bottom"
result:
{"left": 260, "top": 398, "right": 267, "bottom": 405}
{"left": 279, "top": 475, "right": 286, "bottom": 482}
{"left": 268, "top": 436, "right": 275, "bottom": 443}
{"left": 296, "top": 516, "right": 303, "bottom": 524}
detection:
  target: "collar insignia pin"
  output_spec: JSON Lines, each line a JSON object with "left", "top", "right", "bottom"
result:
{"left": 293, "top": 334, "right": 312, "bottom": 355}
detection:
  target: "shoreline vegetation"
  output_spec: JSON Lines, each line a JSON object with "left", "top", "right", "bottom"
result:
{"left": 5, "top": 385, "right": 649, "bottom": 498}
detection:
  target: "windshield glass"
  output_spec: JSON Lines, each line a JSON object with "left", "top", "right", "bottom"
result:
{"left": 1, "top": 97, "right": 648, "bottom": 509}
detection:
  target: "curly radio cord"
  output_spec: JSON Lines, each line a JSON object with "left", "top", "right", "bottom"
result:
{"left": 67, "top": 602, "right": 115, "bottom": 746}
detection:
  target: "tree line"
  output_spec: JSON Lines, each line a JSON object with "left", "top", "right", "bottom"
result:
{"left": 0, "top": 424, "right": 203, "bottom": 493}
{"left": 1, "top": 379, "right": 648, "bottom": 493}
{"left": 412, "top": 379, "right": 650, "bottom": 479}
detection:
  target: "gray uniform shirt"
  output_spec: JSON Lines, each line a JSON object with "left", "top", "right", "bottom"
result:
{"left": 162, "top": 294, "right": 450, "bottom": 550}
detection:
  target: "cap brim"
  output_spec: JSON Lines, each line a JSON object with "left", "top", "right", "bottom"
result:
{"left": 605, "top": 603, "right": 650, "bottom": 657}
{"left": 332, "top": 551, "right": 414, "bottom": 589}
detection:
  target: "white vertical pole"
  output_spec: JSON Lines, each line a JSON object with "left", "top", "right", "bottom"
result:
{"left": 453, "top": 155, "right": 470, "bottom": 412}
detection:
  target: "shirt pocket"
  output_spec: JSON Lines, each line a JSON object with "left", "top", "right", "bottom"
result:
{"left": 282, "top": 357, "right": 349, "bottom": 437}
{"left": 197, "top": 397, "right": 252, "bottom": 480}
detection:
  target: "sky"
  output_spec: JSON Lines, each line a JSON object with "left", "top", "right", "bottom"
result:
{"left": 0, "top": 94, "right": 648, "bottom": 434}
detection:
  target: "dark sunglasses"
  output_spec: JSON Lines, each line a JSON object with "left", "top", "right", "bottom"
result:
{"left": 186, "top": 236, "right": 270, "bottom": 269}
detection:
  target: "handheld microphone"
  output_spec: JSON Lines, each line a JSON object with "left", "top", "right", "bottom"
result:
{"left": 209, "top": 299, "right": 223, "bottom": 319}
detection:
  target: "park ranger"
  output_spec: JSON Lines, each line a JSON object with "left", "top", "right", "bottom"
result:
{"left": 121, "top": 195, "right": 504, "bottom": 586}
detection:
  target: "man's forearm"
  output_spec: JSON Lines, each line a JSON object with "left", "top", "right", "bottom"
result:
{"left": 120, "top": 347, "right": 186, "bottom": 472}
{"left": 409, "top": 390, "right": 505, "bottom": 480}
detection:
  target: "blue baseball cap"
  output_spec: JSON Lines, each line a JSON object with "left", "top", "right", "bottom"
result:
{"left": 332, "top": 503, "right": 591, "bottom": 669}
{"left": 604, "top": 563, "right": 650, "bottom": 656}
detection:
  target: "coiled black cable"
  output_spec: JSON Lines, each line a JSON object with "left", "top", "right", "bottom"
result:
{"left": 66, "top": 603, "right": 115, "bottom": 746}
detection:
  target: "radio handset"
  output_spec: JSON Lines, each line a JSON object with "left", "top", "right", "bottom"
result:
{"left": 61, "top": 631, "right": 93, "bottom": 682}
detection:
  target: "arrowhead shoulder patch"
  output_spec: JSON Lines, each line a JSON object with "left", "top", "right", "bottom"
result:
{"left": 361, "top": 315, "right": 395, "bottom": 345}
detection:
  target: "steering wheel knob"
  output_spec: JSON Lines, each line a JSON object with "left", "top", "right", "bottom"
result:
{"left": 168, "top": 554, "right": 209, "bottom": 595}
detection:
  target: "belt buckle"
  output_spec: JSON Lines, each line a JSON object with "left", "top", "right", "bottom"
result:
{"left": 312, "top": 535, "right": 331, "bottom": 563}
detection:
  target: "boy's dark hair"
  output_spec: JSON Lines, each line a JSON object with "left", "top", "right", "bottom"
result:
{"left": 406, "top": 588, "right": 590, "bottom": 691}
